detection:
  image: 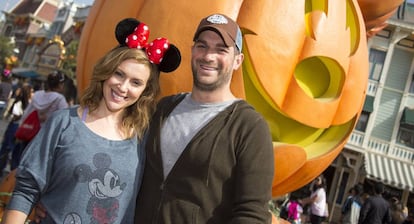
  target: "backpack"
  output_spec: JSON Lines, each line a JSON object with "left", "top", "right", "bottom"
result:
{"left": 15, "top": 110, "right": 41, "bottom": 142}
{"left": 342, "top": 197, "right": 362, "bottom": 224}
{"left": 349, "top": 200, "right": 362, "bottom": 224}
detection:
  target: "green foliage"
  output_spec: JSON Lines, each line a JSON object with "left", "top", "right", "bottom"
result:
{"left": 61, "top": 40, "right": 79, "bottom": 80}
{"left": 0, "top": 35, "right": 15, "bottom": 68}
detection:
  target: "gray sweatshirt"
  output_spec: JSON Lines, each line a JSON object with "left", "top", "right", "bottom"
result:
{"left": 20, "top": 90, "right": 68, "bottom": 126}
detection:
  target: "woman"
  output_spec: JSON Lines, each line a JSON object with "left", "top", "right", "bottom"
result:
{"left": 1, "top": 18, "right": 180, "bottom": 224}
{"left": 0, "top": 84, "right": 33, "bottom": 176}
{"left": 299, "top": 175, "right": 328, "bottom": 224}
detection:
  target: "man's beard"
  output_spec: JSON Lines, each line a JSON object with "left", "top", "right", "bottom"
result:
{"left": 191, "top": 64, "right": 231, "bottom": 92}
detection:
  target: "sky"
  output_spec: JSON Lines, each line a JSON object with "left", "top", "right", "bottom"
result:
{"left": 0, "top": 0, "right": 95, "bottom": 17}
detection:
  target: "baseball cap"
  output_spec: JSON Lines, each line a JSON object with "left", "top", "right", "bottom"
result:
{"left": 193, "top": 13, "right": 242, "bottom": 52}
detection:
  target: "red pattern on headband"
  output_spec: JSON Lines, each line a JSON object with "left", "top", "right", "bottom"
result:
{"left": 125, "top": 23, "right": 170, "bottom": 64}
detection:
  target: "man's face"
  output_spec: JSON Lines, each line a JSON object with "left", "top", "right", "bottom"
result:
{"left": 191, "top": 30, "right": 243, "bottom": 91}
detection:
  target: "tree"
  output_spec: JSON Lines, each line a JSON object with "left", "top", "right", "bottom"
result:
{"left": 0, "top": 35, "right": 16, "bottom": 71}
{"left": 61, "top": 40, "right": 78, "bottom": 80}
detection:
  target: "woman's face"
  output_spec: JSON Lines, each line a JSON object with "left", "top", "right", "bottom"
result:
{"left": 102, "top": 59, "right": 150, "bottom": 112}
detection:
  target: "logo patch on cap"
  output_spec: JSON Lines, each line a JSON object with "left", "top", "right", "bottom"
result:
{"left": 206, "top": 14, "right": 228, "bottom": 25}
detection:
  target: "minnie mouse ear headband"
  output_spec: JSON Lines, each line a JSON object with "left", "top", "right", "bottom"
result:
{"left": 115, "top": 18, "right": 181, "bottom": 73}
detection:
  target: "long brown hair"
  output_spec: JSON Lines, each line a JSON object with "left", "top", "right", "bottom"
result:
{"left": 79, "top": 47, "right": 160, "bottom": 139}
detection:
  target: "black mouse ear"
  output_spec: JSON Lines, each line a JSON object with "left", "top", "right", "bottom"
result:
{"left": 158, "top": 44, "right": 181, "bottom": 73}
{"left": 115, "top": 18, "right": 140, "bottom": 46}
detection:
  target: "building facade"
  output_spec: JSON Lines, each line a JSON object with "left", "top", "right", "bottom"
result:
{"left": 325, "top": 2, "right": 414, "bottom": 222}
{"left": 1, "top": 0, "right": 91, "bottom": 79}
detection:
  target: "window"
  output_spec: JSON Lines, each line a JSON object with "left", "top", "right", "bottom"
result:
{"left": 336, "top": 171, "right": 349, "bottom": 205}
{"left": 355, "top": 111, "right": 370, "bottom": 132}
{"left": 397, "top": 124, "right": 414, "bottom": 148}
{"left": 409, "top": 75, "right": 414, "bottom": 94}
{"left": 4, "top": 25, "right": 13, "bottom": 37}
{"left": 369, "top": 49, "right": 386, "bottom": 81}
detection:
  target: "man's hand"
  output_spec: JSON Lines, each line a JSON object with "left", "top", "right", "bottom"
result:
{"left": 33, "top": 203, "right": 47, "bottom": 223}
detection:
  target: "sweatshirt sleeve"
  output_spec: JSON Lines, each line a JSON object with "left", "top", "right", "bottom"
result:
{"left": 7, "top": 110, "right": 67, "bottom": 214}
{"left": 232, "top": 113, "right": 274, "bottom": 223}
{"left": 56, "top": 95, "right": 69, "bottom": 109}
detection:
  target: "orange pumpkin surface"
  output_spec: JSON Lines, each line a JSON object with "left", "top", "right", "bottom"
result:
{"left": 357, "top": 0, "right": 404, "bottom": 37}
{"left": 76, "top": 0, "right": 403, "bottom": 197}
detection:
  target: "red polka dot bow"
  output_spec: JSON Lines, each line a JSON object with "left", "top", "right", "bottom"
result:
{"left": 125, "top": 23, "right": 170, "bottom": 65}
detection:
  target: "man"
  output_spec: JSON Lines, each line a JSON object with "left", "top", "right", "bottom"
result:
{"left": 341, "top": 184, "right": 363, "bottom": 224}
{"left": 134, "top": 13, "right": 275, "bottom": 223}
{"left": 358, "top": 182, "right": 392, "bottom": 224}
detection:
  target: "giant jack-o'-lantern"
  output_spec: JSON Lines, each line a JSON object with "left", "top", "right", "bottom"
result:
{"left": 76, "top": 0, "right": 402, "bottom": 197}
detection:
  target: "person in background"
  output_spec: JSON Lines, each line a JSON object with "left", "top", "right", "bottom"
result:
{"left": 342, "top": 184, "right": 364, "bottom": 224}
{"left": 2, "top": 78, "right": 23, "bottom": 119}
{"left": 390, "top": 197, "right": 405, "bottom": 224}
{"left": 10, "top": 71, "right": 69, "bottom": 170}
{"left": 402, "top": 209, "right": 414, "bottom": 224}
{"left": 0, "top": 72, "right": 13, "bottom": 119}
{"left": 0, "top": 84, "right": 33, "bottom": 177}
{"left": 0, "top": 17, "right": 181, "bottom": 224}
{"left": 20, "top": 71, "right": 68, "bottom": 124}
{"left": 285, "top": 194, "right": 304, "bottom": 224}
{"left": 134, "top": 13, "right": 274, "bottom": 223}
{"left": 358, "top": 182, "right": 392, "bottom": 224}
{"left": 62, "top": 74, "right": 78, "bottom": 106}
{"left": 299, "top": 175, "right": 328, "bottom": 224}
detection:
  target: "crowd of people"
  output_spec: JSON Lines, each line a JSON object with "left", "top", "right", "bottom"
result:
{"left": 275, "top": 176, "right": 414, "bottom": 224}
{"left": 0, "top": 71, "right": 75, "bottom": 177}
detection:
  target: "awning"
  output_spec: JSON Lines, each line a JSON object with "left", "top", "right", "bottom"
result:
{"left": 364, "top": 152, "right": 414, "bottom": 191}
{"left": 12, "top": 68, "right": 40, "bottom": 78}
{"left": 401, "top": 107, "right": 414, "bottom": 125}
{"left": 362, "top": 95, "right": 374, "bottom": 112}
